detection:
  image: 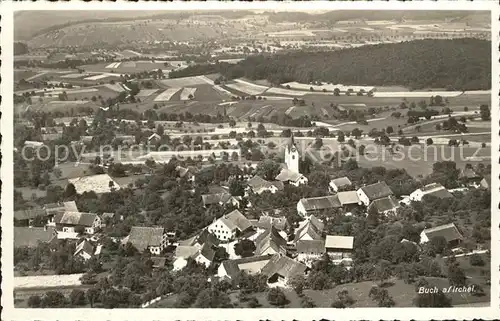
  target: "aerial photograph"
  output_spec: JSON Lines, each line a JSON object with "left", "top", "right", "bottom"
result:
{"left": 12, "top": 10, "right": 491, "bottom": 309}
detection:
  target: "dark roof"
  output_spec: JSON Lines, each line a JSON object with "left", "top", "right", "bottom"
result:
{"left": 423, "top": 223, "right": 463, "bottom": 243}
{"left": 256, "top": 216, "right": 288, "bottom": 231}
{"left": 74, "top": 240, "right": 94, "bottom": 256}
{"left": 198, "top": 242, "right": 215, "bottom": 262}
{"left": 298, "top": 195, "right": 341, "bottom": 211}
{"left": 359, "top": 181, "right": 393, "bottom": 201}
{"left": 296, "top": 240, "right": 325, "bottom": 254}
{"left": 14, "top": 227, "right": 56, "bottom": 248}
{"left": 196, "top": 229, "right": 220, "bottom": 246}
{"left": 54, "top": 212, "right": 98, "bottom": 227}
{"left": 255, "top": 227, "right": 287, "bottom": 255}
{"left": 127, "top": 226, "right": 164, "bottom": 251}
{"left": 247, "top": 175, "right": 273, "bottom": 189}
{"left": 368, "top": 196, "right": 400, "bottom": 213}
{"left": 295, "top": 215, "right": 324, "bottom": 242}
{"left": 261, "top": 254, "right": 308, "bottom": 280}
{"left": 461, "top": 168, "right": 480, "bottom": 179}
{"left": 221, "top": 255, "right": 273, "bottom": 279}
{"left": 151, "top": 257, "right": 167, "bottom": 268}
{"left": 202, "top": 192, "right": 233, "bottom": 206}
{"left": 275, "top": 168, "right": 303, "bottom": 182}
{"left": 220, "top": 210, "right": 253, "bottom": 232}
{"left": 14, "top": 208, "right": 47, "bottom": 221}
{"left": 423, "top": 188, "right": 454, "bottom": 200}
{"left": 330, "top": 177, "right": 352, "bottom": 188}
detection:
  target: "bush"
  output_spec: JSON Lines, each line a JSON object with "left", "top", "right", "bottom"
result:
{"left": 27, "top": 295, "right": 42, "bottom": 308}
{"left": 41, "top": 291, "right": 67, "bottom": 308}
{"left": 300, "top": 295, "right": 316, "bottom": 308}
{"left": 266, "top": 288, "right": 289, "bottom": 307}
{"left": 247, "top": 296, "right": 261, "bottom": 308}
{"left": 469, "top": 254, "right": 485, "bottom": 266}
{"left": 70, "top": 289, "right": 87, "bottom": 306}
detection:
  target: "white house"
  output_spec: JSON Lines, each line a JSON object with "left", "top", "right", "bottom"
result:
{"left": 357, "top": 181, "right": 394, "bottom": 206}
{"left": 419, "top": 223, "right": 463, "bottom": 247}
{"left": 275, "top": 168, "right": 308, "bottom": 186}
{"left": 54, "top": 212, "right": 101, "bottom": 235}
{"left": 409, "top": 183, "right": 454, "bottom": 202}
{"left": 367, "top": 195, "right": 401, "bottom": 215}
{"left": 217, "top": 255, "right": 273, "bottom": 280}
{"left": 207, "top": 210, "right": 253, "bottom": 241}
{"left": 74, "top": 239, "right": 95, "bottom": 261}
{"left": 246, "top": 176, "right": 283, "bottom": 195}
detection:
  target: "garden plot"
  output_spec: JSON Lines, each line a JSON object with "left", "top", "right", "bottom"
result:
{"left": 26, "top": 72, "right": 48, "bottom": 81}
{"left": 49, "top": 100, "right": 90, "bottom": 105}
{"left": 122, "top": 61, "right": 137, "bottom": 68}
{"left": 266, "top": 87, "right": 308, "bottom": 96}
{"left": 154, "top": 88, "right": 182, "bottom": 101}
{"left": 282, "top": 81, "right": 375, "bottom": 93}
{"left": 105, "top": 62, "right": 122, "bottom": 69}
{"left": 180, "top": 87, "right": 197, "bottom": 100}
{"left": 125, "top": 49, "right": 142, "bottom": 56}
{"left": 136, "top": 89, "right": 158, "bottom": 97}
{"left": 45, "top": 88, "right": 99, "bottom": 96}
{"left": 15, "top": 273, "right": 83, "bottom": 289}
{"left": 161, "top": 75, "right": 214, "bottom": 87}
{"left": 373, "top": 91, "right": 463, "bottom": 98}
{"left": 285, "top": 106, "right": 295, "bottom": 115}
{"left": 225, "top": 79, "right": 268, "bottom": 95}
{"left": 213, "top": 85, "right": 234, "bottom": 96}
{"left": 61, "top": 73, "right": 91, "bottom": 79}
{"left": 103, "top": 83, "right": 125, "bottom": 92}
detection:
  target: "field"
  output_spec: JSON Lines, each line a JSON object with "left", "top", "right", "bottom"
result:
{"left": 160, "top": 75, "right": 214, "bottom": 87}
{"left": 225, "top": 79, "right": 269, "bottom": 95}
{"left": 82, "top": 61, "right": 166, "bottom": 74}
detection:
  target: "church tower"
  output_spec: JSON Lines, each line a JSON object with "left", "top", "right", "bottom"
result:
{"left": 285, "top": 134, "right": 299, "bottom": 173}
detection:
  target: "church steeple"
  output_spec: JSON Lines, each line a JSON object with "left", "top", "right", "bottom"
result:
{"left": 285, "top": 132, "right": 299, "bottom": 173}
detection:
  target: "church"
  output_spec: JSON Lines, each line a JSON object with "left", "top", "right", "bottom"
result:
{"left": 275, "top": 135, "right": 308, "bottom": 186}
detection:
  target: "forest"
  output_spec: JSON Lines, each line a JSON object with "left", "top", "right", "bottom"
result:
{"left": 170, "top": 39, "right": 491, "bottom": 91}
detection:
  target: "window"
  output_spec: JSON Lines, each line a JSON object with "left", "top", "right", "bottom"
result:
{"left": 292, "top": 155, "right": 295, "bottom": 159}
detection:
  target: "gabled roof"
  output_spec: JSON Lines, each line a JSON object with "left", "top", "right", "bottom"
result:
{"left": 219, "top": 210, "right": 252, "bottom": 232}
{"left": 74, "top": 240, "right": 94, "bottom": 256}
{"left": 54, "top": 212, "right": 98, "bottom": 227}
{"left": 336, "top": 191, "right": 362, "bottom": 205}
{"left": 325, "top": 235, "right": 354, "bottom": 250}
{"left": 417, "top": 183, "right": 454, "bottom": 199}
{"left": 296, "top": 240, "right": 326, "bottom": 254}
{"left": 359, "top": 181, "right": 393, "bottom": 201}
{"left": 14, "top": 227, "right": 56, "bottom": 248}
{"left": 330, "top": 177, "right": 352, "bottom": 188}
{"left": 247, "top": 175, "right": 274, "bottom": 190}
{"left": 14, "top": 208, "right": 47, "bottom": 221}
{"left": 255, "top": 227, "right": 287, "bottom": 255}
{"left": 368, "top": 195, "right": 400, "bottom": 213}
{"left": 175, "top": 245, "right": 200, "bottom": 258}
{"left": 256, "top": 215, "right": 288, "bottom": 231}
{"left": 298, "top": 195, "right": 341, "bottom": 212}
{"left": 461, "top": 167, "right": 480, "bottom": 179}
{"left": 275, "top": 168, "right": 304, "bottom": 183}
{"left": 294, "top": 217, "right": 324, "bottom": 242}
{"left": 127, "top": 226, "right": 164, "bottom": 251}
{"left": 196, "top": 242, "right": 215, "bottom": 262}
{"left": 202, "top": 192, "right": 234, "bottom": 206}
{"left": 261, "top": 254, "right": 308, "bottom": 280}
{"left": 221, "top": 255, "right": 273, "bottom": 279}
{"left": 422, "top": 223, "right": 463, "bottom": 243}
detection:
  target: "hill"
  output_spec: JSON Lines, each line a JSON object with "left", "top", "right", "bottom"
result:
{"left": 170, "top": 38, "right": 491, "bottom": 91}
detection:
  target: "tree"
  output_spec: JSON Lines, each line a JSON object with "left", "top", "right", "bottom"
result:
{"left": 289, "top": 275, "right": 306, "bottom": 295}
{"left": 313, "top": 137, "right": 323, "bottom": 149}
{"left": 255, "top": 160, "right": 281, "bottom": 181}
{"left": 28, "top": 295, "right": 42, "bottom": 308}
{"left": 469, "top": 253, "right": 485, "bottom": 266}
{"left": 70, "top": 289, "right": 87, "bottom": 306}
{"left": 447, "top": 263, "right": 466, "bottom": 286}
{"left": 331, "top": 289, "right": 355, "bottom": 308}
{"left": 479, "top": 104, "right": 490, "bottom": 121}
{"left": 386, "top": 126, "right": 394, "bottom": 135}
{"left": 337, "top": 131, "right": 345, "bottom": 143}
{"left": 426, "top": 138, "right": 433, "bottom": 145}
{"left": 369, "top": 286, "right": 395, "bottom": 307}
{"left": 267, "top": 288, "right": 288, "bottom": 306}
{"left": 426, "top": 236, "right": 448, "bottom": 256}
{"left": 229, "top": 180, "right": 245, "bottom": 196}
{"left": 86, "top": 287, "right": 100, "bottom": 308}
{"left": 41, "top": 291, "right": 67, "bottom": 308}
{"left": 234, "top": 239, "right": 256, "bottom": 258}
{"left": 64, "top": 183, "right": 77, "bottom": 198}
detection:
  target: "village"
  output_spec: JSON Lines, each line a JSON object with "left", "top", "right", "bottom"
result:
{"left": 12, "top": 9, "right": 491, "bottom": 309}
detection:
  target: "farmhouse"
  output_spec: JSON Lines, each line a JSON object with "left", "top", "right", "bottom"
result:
{"left": 297, "top": 192, "right": 360, "bottom": 216}
{"left": 74, "top": 239, "right": 95, "bottom": 261}
{"left": 367, "top": 195, "right": 401, "bottom": 215}
{"left": 202, "top": 192, "right": 240, "bottom": 208}
{"left": 325, "top": 235, "right": 354, "bottom": 260}
{"left": 123, "top": 226, "right": 168, "bottom": 255}
{"left": 68, "top": 174, "right": 121, "bottom": 194}
{"left": 409, "top": 183, "right": 454, "bottom": 202}
{"left": 191, "top": 243, "right": 216, "bottom": 268}
{"left": 54, "top": 212, "right": 101, "bottom": 235}
{"left": 294, "top": 215, "right": 324, "bottom": 242}
{"left": 260, "top": 254, "right": 308, "bottom": 284}
{"left": 218, "top": 255, "right": 273, "bottom": 280}
{"left": 275, "top": 168, "right": 308, "bottom": 186}
{"left": 296, "top": 239, "right": 326, "bottom": 257}
{"left": 246, "top": 175, "right": 284, "bottom": 195}
{"left": 357, "top": 181, "right": 394, "bottom": 206}
{"left": 252, "top": 215, "right": 289, "bottom": 231}
{"left": 207, "top": 210, "right": 253, "bottom": 241}
{"left": 420, "top": 223, "right": 463, "bottom": 247}
{"left": 255, "top": 227, "right": 288, "bottom": 256}
{"left": 329, "top": 177, "right": 352, "bottom": 192}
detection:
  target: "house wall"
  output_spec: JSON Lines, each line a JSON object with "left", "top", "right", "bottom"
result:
{"left": 419, "top": 231, "right": 429, "bottom": 244}
{"left": 149, "top": 246, "right": 162, "bottom": 255}
{"left": 195, "top": 254, "right": 212, "bottom": 268}
{"left": 356, "top": 189, "right": 370, "bottom": 206}
{"left": 409, "top": 189, "right": 424, "bottom": 202}
{"left": 238, "top": 260, "right": 270, "bottom": 274}
{"left": 297, "top": 201, "right": 307, "bottom": 216}
{"left": 217, "top": 264, "right": 230, "bottom": 278}
{"left": 208, "top": 221, "right": 235, "bottom": 241}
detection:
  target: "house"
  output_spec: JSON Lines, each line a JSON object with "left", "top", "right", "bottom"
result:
{"left": 176, "top": 166, "right": 195, "bottom": 183}
{"left": 43, "top": 201, "right": 79, "bottom": 225}
{"left": 329, "top": 177, "right": 352, "bottom": 193}
{"left": 255, "top": 227, "right": 288, "bottom": 256}
{"left": 217, "top": 255, "right": 273, "bottom": 280}
{"left": 202, "top": 192, "right": 240, "bottom": 208}
{"left": 296, "top": 192, "right": 360, "bottom": 217}
{"left": 419, "top": 223, "right": 463, "bottom": 247}
{"left": 294, "top": 215, "right": 324, "bottom": 242}
{"left": 275, "top": 168, "right": 308, "bottom": 186}
{"left": 480, "top": 175, "right": 490, "bottom": 189}
{"left": 192, "top": 243, "right": 216, "bottom": 268}
{"left": 14, "top": 226, "right": 56, "bottom": 248}
{"left": 260, "top": 254, "right": 308, "bottom": 284}
{"left": 246, "top": 176, "right": 283, "bottom": 195}
{"left": 74, "top": 240, "right": 95, "bottom": 261}
{"left": 367, "top": 195, "right": 400, "bottom": 215}
{"left": 295, "top": 240, "right": 326, "bottom": 257}
{"left": 409, "top": 183, "right": 454, "bottom": 202}
{"left": 123, "top": 226, "right": 168, "bottom": 255}
{"left": 14, "top": 208, "right": 48, "bottom": 227}
{"left": 207, "top": 210, "right": 253, "bottom": 241}
{"left": 54, "top": 212, "right": 101, "bottom": 235}
{"left": 357, "top": 181, "right": 394, "bottom": 206}
{"left": 68, "top": 174, "right": 121, "bottom": 194}
{"left": 325, "top": 235, "right": 354, "bottom": 260}
{"left": 460, "top": 167, "right": 482, "bottom": 185}
{"left": 253, "top": 215, "right": 289, "bottom": 231}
